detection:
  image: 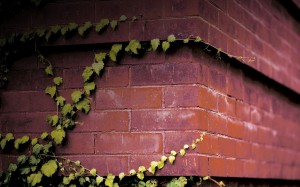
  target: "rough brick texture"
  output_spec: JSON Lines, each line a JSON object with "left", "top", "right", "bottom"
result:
{"left": 1, "top": 0, "right": 300, "bottom": 184}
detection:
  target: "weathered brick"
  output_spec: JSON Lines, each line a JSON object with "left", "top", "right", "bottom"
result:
{"left": 130, "top": 63, "right": 199, "bottom": 86}
{"left": 96, "top": 87, "right": 162, "bottom": 109}
{"left": 95, "top": 133, "right": 163, "bottom": 154}
{"left": 236, "top": 140, "right": 252, "bottom": 159}
{"left": 131, "top": 109, "right": 208, "bottom": 131}
{"left": 217, "top": 94, "right": 236, "bottom": 117}
{"left": 236, "top": 100, "right": 250, "bottom": 121}
{"left": 199, "top": 86, "right": 218, "bottom": 111}
{"left": 56, "top": 133, "right": 94, "bottom": 154}
{"left": 207, "top": 111, "right": 227, "bottom": 134}
{"left": 227, "top": 118, "right": 244, "bottom": 139}
{"left": 218, "top": 137, "right": 236, "bottom": 157}
{"left": 243, "top": 161, "right": 258, "bottom": 178}
{"left": 207, "top": 68, "right": 227, "bottom": 93}
{"left": 96, "top": 66, "right": 129, "bottom": 88}
{"left": 164, "top": 86, "right": 200, "bottom": 108}
{"left": 198, "top": 134, "right": 220, "bottom": 155}
{"left": 209, "top": 157, "right": 226, "bottom": 176}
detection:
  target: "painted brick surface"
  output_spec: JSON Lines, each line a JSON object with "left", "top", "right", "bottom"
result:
{"left": 0, "top": 0, "right": 300, "bottom": 183}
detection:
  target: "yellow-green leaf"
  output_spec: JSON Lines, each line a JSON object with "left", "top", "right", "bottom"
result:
{"left": 92, "top": 61, "right": 104, "bottom": 76}
{"left": 162, "top": 41, "right": 170, "bottom": 52}
{"left": 148, "top": 166, "right": 156, "bottom": 175}
{"left": 51, "top": 129, "right": 66, "bottom": 144}
{"left": 45, "top": 65, "right": 54, "bottom": 76}
{"left": 68, "top": 22, "right": 78, "bottom": 31}
{"left": 75, "top": 98, "right": 90, "bottom": 113}
{"left": 109, "top": 44, "right": 122, "bottom": 62}
{"left": 129, "top": 169, "right": 136, "bottom": 176}
{"left": 203, "top": 176, "right": 209, "bottom": 180}
{"left": 47, "top": 114, "right": 59, "bottom": 126}
{"left": 96, "top": 176, "right": 104, "bottom": 185}
{"left": 40, "top": 132, "right": 48, "bottom": 140}
{"left": 137, "top": 172, "right": 144, "bottom": 180}
{"left": 61, "top": 25, "right": 69, "bottom": 36}
{"left": 125, "top": 40, "right": 141, "bottom": 54}
{"left": 119, "top": 15, "right": 127, "bottom": 22}
{"left": 45, "top": 86, "right": 56, "bottom": 98}
{"left": 27, "top": 172, "right": 42, "bottom": 186}
{"left": 55, "top": 96, "right": 66, "bottom": 107}
{"left": 167, "top": 34, "right": 176, "bottom": 42}
{"left": 82, "top": 66, "right": 94, "bottom": 82}
{"left": 138, "top": 166, "right": 146, "bottom": 173}
{"left": 41, "top": 160, "right": 58, "bottom": 177}
{"left": 61, "top": 103, "right": 73, "bottom": 116}
{"left": 169, "top": 155, "right": 176, "bottom": 164}
{"left": 195, "top": 36, "right": 202, "bottom": 42}
{"left": 6, "top": 133, "right": 14, "bottom": 141}
{"left": 53, "top": 77, "right": 63, "bottom": 86}
{"left": 95, "top": 52, "right": 106, "bottom": 62}
{"left": 90, "top": 168, "right": 97, "bottom": 176}
{"left": 183, "top": 144, "right": 189, "bottom": 149}
{"left": 95, "top": 19, "right": 109, "bottom": 32}
{"left": 191, "top": 143, "right": 196, "bottom": 149}
{"left": 31, "top": 138, "right": 38, "bottom": 146}
{"left": 180, "top": 149, "right": 185, "bottom": 156}
{"left": 151, "top": 38, "right": 160, "bottom": 51}
{"left": 110, "top": 20, "right": 118, "bottom": 30}
{"left": 118, "top": 172, "right": 125, "bottom": 181}
{"left": 157, "top": 161, "right": 164, "bottom": 169}
{"left": 71, "top": 90, "right": 83, "bottom": 103}
{"left": 161, "top": 155, "right": 167, "bottom": 162}
{"left": 183, "top": 38, "right": 189, "bottom": 43}
{"left": 170, "top": 150, "right": 177, "bottom": 156}
{"left": 78, "top": 21, "right": 93, "bottom": 36}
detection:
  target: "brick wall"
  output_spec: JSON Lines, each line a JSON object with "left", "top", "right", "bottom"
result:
{"left": 1, "top": 0, "right": 300, "bottom": 183}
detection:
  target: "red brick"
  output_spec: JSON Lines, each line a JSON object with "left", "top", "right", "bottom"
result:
{"left": 199, "top": 0, "right": 219, "bottom": 26}
{"left": 76, "top": 111, "right": 129, "bottom": 132}
{"left": 165, "top": 46, "right": 193, "bottom": 64}
{"left": 162, "top": 0, "right": 199, "bottom": 17}
{"left": 218, "top": 137, "right": 236, "bottom": 157}
{"left": 243, "top": 161, "right": 258, "bottom": 178}
{"left": 226, "top": 68, "right": 244, "bottom": 100}
{"left": 56, "top": 133, "right": 94, "bottom": 154}
{"left": 130, "top": 63, "right": 199, "bottom": 86}
{"left": 207, "top": 112, "right": 227, "bottom": 134}
{"left": 10, "top": 56, "right": 38, "bottom": 70}
{"left": 207, "top": 68, "right": 227, "bottom": 93}
{"left": 96, "top": 66, "right": 129, "bottom": 88}
{"left": 198, "top": 134, "right": 220, "bottom": 156}
{"left": 209, "top": 0, "right": 228, "bottom": 13}
{"left": 199, "top": 86, "right": 218, "bottom": 111}
{"left": 96, "top": 87, "right": 162, "bottom": 109}
{"left": 65, "top": 155, "right": 128, "bottom": 176}
{"left": 95, "top": 133, "right": 163, "bottom": 154}
{"left": 227, "top": 118, "right": 244, "bottom": 139}
{"left": 208, "top": 27, "right": 228, "bottom": 52}
{"left": 131, "top": 109, "right": 208, "bottom": 131}
{"left": 164, "top": 86, "right": 200, "bottom": 108}
{"left": 217, "top": 94, "right": 236, "bottom": 117}
{"left": 236, "top": 140, "right": 251, "bottom": 159}
{"left": 236, "top": 101, "right": 250, "bottom": 121}
{"left": 63, "top": 68, "right": 84, "bottom": 89}
{"left": 209, "top": 157, "right": 226, "bottom": 176}
{"left": 250, "top": 107, "right": 263, "bottom": 125}
{"left": 226, "top": 159, "right": 244, "bottom": 177}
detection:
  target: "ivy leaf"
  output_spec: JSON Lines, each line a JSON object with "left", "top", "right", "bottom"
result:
{"left": 118, "top": 172, "right": 125, "bottom": 181}
{"left": 148, "top": 166, "right": 156, "bottom": 175}
{"left": 62, "top": 103, "right": 73, "bottom": 116}
{"left": 41, "top": 160, "right": 57, "bottom": 177}
{"left": 51, "top": 129, "right": 66, "bottom": 144}
{"left": 84, "top": 82, "right": 96, "bottom": 95}
{"left": 105, "top": 173, "right": 115, "bottom": 187}
{"left": 55, "top": 96, "right": 66, "bottom": 107}
{"left": 32, "top": 144, "right": 43, "bottom": 155}
{"left": 61, "top": 25, "right": 69, "bottom": 36}
{"left": 14, "top": 135, "right": 29, "bottom": 149}
{"left": 29, "top": 155, "right": 41, "bottom": 165}
{"left": 191, "top": 143, "right": 196, "bottom": 149}
{"left": 203, "top": 176, "right": 209, "bottom": 180}
{"left": 40, "top": 132, "right": 48, "bottom": 140}
{"left": 95, "top": 19, "right": 110, "bottom": 32}
{"left": 21, "top": 167, "right": 31, "bottom": 175}
{"left": 161, "top": 155, "right": 167, "bottom": 162}
{"left": 68, "top": 22, "right": 78, "bottom": 31}
{"left": 6, "top": 133, "right": 14, "bottom": 141}
{"left": 53, "top": 77, "right": 63, "bottom": 86}
{"left": 129, "top": 169, "right": 136, "bottom": 176}
{"left": 82, "top": 66, "right": 94, "bottom": 82}
{"left": 109, "top": 44, "right": 122, "bottom": 62}
{"left": 137, "top": 172, "right": 144, "bottom": 180}
{"left": 45, "top": 65, "right": 54, "bottom": 76}
{"left": 63, "top": 177, "right": 70, "bottom": 185}
{"left": 78, "top": 21, "right": 93, "bottom": 36}
{"left": 119, "top": 15, "right": 127, "bottom": 22}
{"left": 194, "top": 36, "right": 202, "bottom": 42}
{"left": 125, "top": 40, "right": 141, "bottom": 54}
{"left": 47, "top": 115, "right": 59, "bottom": 126}
{"left": 71, "top": 90, "right": 83, "bottom": 103}
{"left": 183, "top": 38, "right": 189, "bottom": 43}
{"left": 180, "top": 149, "right": 185, "bottom": 156}
{"left": 132, "top": 16, "right": 137, "bottom": 21}
{"left": 151, "top": 38, "right": 160, "bottom": 51}
{"left": 17, "top": 155, "right": 28, "bottom": 164}
{"left": 167, "top": 34, "right": 176, "bottom": 42}
{"left": 43, "top": 142, "right": 53, "bottom": 154}
{"left": 92, "top": 61, "right": 104, "bottom": 76}
{"left": 1, "top": 140, "right": 6, "bottom": 149}
{"left": 96, "top": 176, "right": 104, "bottom": 185}
{"left": 36, "top": 29, "right": 45, "bottom": 38}
{"left": 162, "top": 41, "right": 170, "bottom": 52}
{"left": 110, "top": 20, "right": 118, "bottom": 30}
{"left": 95, "top": 52, "right": 106, "bottom": 62}
{"left": 75, "top": 160, "right": 81, "bottom": 166}
{"left": 90, "top": 168, "right": 97, "bottom": 176}
{"left": 138, "top": 166, "right": 146, "bottom": 173}
{"left": 157, "top": 161, "right": 164, "bottom": 169}
{"left": 31, "top": 138, "right": 38, "bottom": 146}
{"left": 183, "top": 144, "right": 189, "bottom": 149}
{"left": 171, "top": 150, "right": 177, "bottom": 156}
{"left": 50, "top": 25, "right": 61, "bottom": 34}
{"left": 45, "top": 86, "right": 56, "bottom": 98}
{"left": 169, "top": 155, "right": 176, "bottom": 164}
{"left": 75, "top": 98, "right": 90, "bottom": 113}
{"left": 8, "top": 163, "right": 17, "bottom": 172}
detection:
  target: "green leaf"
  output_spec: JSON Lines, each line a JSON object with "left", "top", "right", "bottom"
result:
{"left": 75, "top": 160, "right": 81, "bottom": 166}
{"left": 63, "top": 177, "right": 71, "bottom": 185}
{"left": 96, "top": 176, "right": 104, "bottom": 185}
{"left": 61, "top": 25, "right": 69, "bottom": 36}
{"left": 132, "top": 16, "right": 137, "bottom": 21}
{"left": 125, "top": 40, "right": 141, "bottom": 54}
{"left": 41, "top": 160, "right": 58, "bottom": 177}
{"left": 45, "top": 65, "right": 54, "bottom": 76}
{"left": 203, "top": 176, "right": 209, "bottom": 180}
{"left": 118, "top": 172, "right": 125, "bottom": 181}
{"left": 43, "top": 142, "right": 53, "bottom": 154}
{"left": 14, "top": 138, "right": 21, "bottom": 149}
{"left": 90, "top": 168, "right": 97, "bottom": 176}
{"left": 95, "top": 52, "right": 106, "bottom": 62}
{"left": 161, "top": 155, "right": 167, "bottom": 162}
{"left": 119, "top": 15, "right": 127, "bottom": 22}
{"left": 84, "top": 82, "right": 96, "bottom": 95}
{"left": 148, "top": 166, "right": 156, "bottom": 175}
{"left": 45, "top": 86, "right": 56, "bottom": 98}
{"left": 183, "top": 38, "right": 189, "bottom": 43}
{"left": 92, "top": 61, "right": 104, "bottom": 76}
{"left": 82, "top": 66, "right": 94, "bottom": 82}
{"left": 29, "top": 155, "right": 41, "bottom": 165}
{"left": 170, "top": 150, "right": 177, "bottom": 156}
{"left": 194, "top": 36, "right": 202, "bottom": 42}
{"left": 17, "top": 155, "right": 28, "bottom": 164}
{"left": 21, "top": 167, "right": 31, "bottom": 175}
{"left": 6, "top": 133, "right": 14, "bottom": 141}
{"left": 183, "top": 144, "right": 189, "bottom": 149}
{"left": 56, "top": 96, "right": 66, "bottom": 107}
{"left": 109, "top": 44, "right": 122, "bottom": 62}
{"left": 50, "top": 25, "right": 61, "bottom": 34}
{"left": 71, "top": 90, "right": 83, "bottom": 103}
{"left": 1, "top": 139, "right": 6, "bottom": 149}
{"left": 151, "top": 39, "right": 160, "bottom": 51}
{"left": 36, "top": 29, "right": 45, "bottom": 38}
{"left": 110, "top": 20, "right": 118, "bottom": 30}
{"left": 191, "top": 143, "right": 196, "bottom": 149}
{"left": 68, "top": 22, "right": 79, "bottom": 31}
{"left": 47, "top": 115, "right": 59, "bottom": 126}
{"left": 95, "top": 19, "right": 110, "bottom": 32}
{"left": 14, "top": 135, "right": 29, "bottom": 149}
{"left": 129, "top": 169, "right": 136, "bottom": 176}
{"left": 51, "top": 129, "right": 66, "bottom": 144}
{"left": 138, "top": 166, "right": 146, "bottom": 173}
{"left": 137, "top": 172, "right": 144, "bottom": 180}
{"left": 180, "top": 149, "right": 185, "bottom": 156}
{"left": 78, "top": 21, "right": 93, "bottom": 36}
{"left": 167, "top": 34, "right": 176, "bottom": 42}
{"left": 62, "top": 103, "right": 73, "bottom": 116}
{"left": 40, "top": 132, "right": 48, "bottom": 140}
{"left": 105, "top": 173, "right": 115, "bottom": 187}
{"left": 53, "top": 77, "right": 63, "bottom": 86}
{"left": 162, "top": 41, "right": 170, "bottom": 52}
{"left": 32, "top": 144, "right": 43, "bottom": 155}
{"left": 8, "top": 163, "right": 17, "bottom": 172}
{"left": 157, "top": 161, "right": 164, "bottom": 169}
{"left": 168, "top": 155, "right": 175, "bottom": 164}
{"left": 31, "top": 138, "right": 38, "bottom": 146}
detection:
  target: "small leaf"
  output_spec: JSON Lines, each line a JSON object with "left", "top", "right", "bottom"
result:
{"left": 119, "top": 15, "right": 127, "bottom": 22}
{"left": 90, "top": 168, "right": 97, "bottom": 176}
{"left": 6, "top": 133, "right": 14, "bottom": 141}
{"left": 92, "top": 61, "right": 104, "bottom": 76}
{"left": 53, "top": 77, "right": 63, "bottom": 86}
{"left": 125, "top": 40, "right": 141, "bottom": 54}
{"left": 161, "top": 155, "right": 167, "bottom": 162}
{"left": 183, "top": 144, "right": 189, "bottom": 149}
{"left": 151, "top": 38, "right": 160, "bottom": 51}
{"left": 71, "top": 90, "right": 83, "bottom": 103}
{"left": 27, "top": 172, "right": 42, "bottom": 186}
{"left": 63, "top": 177, "right": 70, "bottom": 185}
{"left": 62, "top": 104, "right": 73, "bottom": 116}
{"left": 17, "top": 155, "right": 27, "bottom": 164}
{"left": 95, "top": 52, "right": 106, "bottom": 62}
{"left": 138, "top": 166, "right": 146, "bottom": 173}
{"left": 109, "top": 44, "right": 122, "bottom": 62}
{"left": 118, "top": 172, "right": 125, "bottom": 181}
{"left": 219, "top": 181, "right": 225, "bottom": 186}
{"left": 82, "top": 66, "right": 94, "bottom": 82}
{"left": 8, "top": 163, "right": 17, "bottom": 172}
{"left": 183, "top": 38, "right": 189, "bottom": 43}
{"left": 110, "top": 20, "right": 118, "bottom": 30}
{"left": 55, "top": 96, "right": 66, "bottom": 107}
{"left": 191, "top": 143, "right": 196, "bottom": 149}
{"left": 148, "top": 166, "right": 156, "bottom": 175}
{"left": 68, "top": 22, "right": 78, "bottom": 31}
{"left": 50, "top": 25, "right": 61, "bottom": 34}
{"left": 157, "top": 161, "right": 164, "bottom": 169}
{"left": 180, "top": 149, "right": 185, "bottom": 156}
{"left": 78, "top": 21, "right": 93, "bottom": 36}
{"left": 129, "top": 169, "right": 136, "bottom": 176}
{"left": 36, "top": 29, "right": 45, "bottom": 38}
{"left": 137, "top": 172, "right": 144, "bottom": 180}
{"left": 162, "top": 41, "right": 170, "bottom": 52}
{"left": 47, "top": 115, "right": 59, "bottom": 126}
{"left": 75, "top": 160, "right": 81, "bottom": 166}
{"left": 170, "top": 150, "right": 177, "bottom": 156}
{"left": 75, "top": 98, "right": 90, "bottom": 113}
{"left": 167, "top": 34, "right": 176, "bottom": 42}
{"left": 45, "top": 86, "right": 56, "bottom": 98}
{"left": 32, "top": 144, "right": 43, "bottom": 155}
{"left": 61, "top": 25, "right": 69, "bottom": 36}
{"left": 169, "top": 155, "right": 176, "bottom": 164}
{"left": 41, "top": 160, "right": 58, "bottom": 177}
{"left": 203, "top": 176, "right": 209, "bottom": 180}
{"left": 51, "top": 129, "right": 66, "bottom": 144}
{"left": 194, "top": 36, "right": 202, "bottom": 42}
{"left": 132, "top": 16, "right": 137, "bottom": 21}
{"left": 31, "top": 138, "right": 38, "bottom": 146}
{"left": 40, "top": 132, "right": 48, "bottom": 140}
{"left": 45, "top": 65, "right": 54, "bottom": 76}
{"left": 95, "top": 19, "right": 110, "bottom": 32}
{"left": 96, "top": 176, "right": 104, "bottom": 185}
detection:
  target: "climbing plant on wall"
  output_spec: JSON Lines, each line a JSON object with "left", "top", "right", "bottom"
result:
{"left": 0, "top": 14, "right": 257, "bottom": 186}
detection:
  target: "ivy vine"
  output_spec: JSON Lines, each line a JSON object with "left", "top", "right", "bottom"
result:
{"left": 0, "top": 13, "right": 257, "bottom": 186}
